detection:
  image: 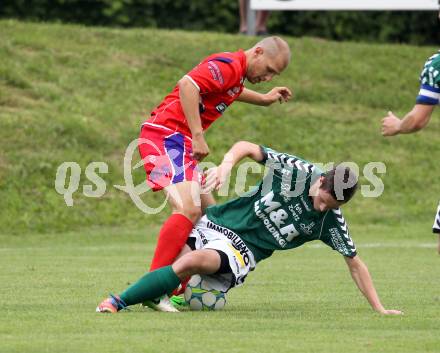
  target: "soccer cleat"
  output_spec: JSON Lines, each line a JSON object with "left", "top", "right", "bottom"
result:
{"left": 170, "top": 295, "right": 188, "bottom": 308}
{"left": 96, "top": 294, "right": 127, "bottom": 313}
{"left": 142, "top": 295, "right": 180, "bottom": 312}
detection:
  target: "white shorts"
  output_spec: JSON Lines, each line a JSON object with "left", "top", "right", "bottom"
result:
{"left": 187, "top": 216, "right": 256, "bottom": 292}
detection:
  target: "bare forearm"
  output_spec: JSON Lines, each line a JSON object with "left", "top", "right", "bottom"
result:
{"left": 399, "top": 111, "right": 427, "bottom": 134}
{"left": 382, "top": 105, "right": 434, "bottom": 136}
{"left": 349, "top": 262, "right": 385, "bottom": 312}
{"left": 345, "top": 256, "right": 402, "bottom": 315}
{"left": 222, "top": 141, "right": 263, "bottom": 168}
{"left": 200, "top": 193, "right": 216, "bottom": 213}
{"left": 179, "top": 79, "right": 203, "bottom": 136}
{"left": 204, "top": 141, "right": 262, "bottom": 192}
{"left": 237, "top": 88, "right": 269, "bottom": 106}
{"left": 397, "top": 105, "right": 434, "bottom": 134}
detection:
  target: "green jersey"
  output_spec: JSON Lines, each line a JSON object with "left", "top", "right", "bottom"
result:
{"left": 205, "top": 146, "right": 357, "bottom": 263}
{"left": 417, "top": 50, "right": 440, "bottom": 105}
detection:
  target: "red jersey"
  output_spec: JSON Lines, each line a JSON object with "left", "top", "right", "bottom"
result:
{"left": 146, "top": 50, "right": 247, "bottom": 137}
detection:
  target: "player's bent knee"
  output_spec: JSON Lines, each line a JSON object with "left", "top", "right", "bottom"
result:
{"left": 172, "top": 251, "right": 219, "bottom": 278}
{"left": 181, "top": 206, "right": 202, "bottom": 224}
{"left": 172, "top": 253, "right": 204, "bottom": 278}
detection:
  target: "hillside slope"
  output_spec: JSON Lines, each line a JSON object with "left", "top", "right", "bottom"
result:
{"left": 0, "top": 20, "right": 438, "bottom": 234}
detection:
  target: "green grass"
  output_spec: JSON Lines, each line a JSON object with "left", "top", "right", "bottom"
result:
{"left": 0, "top": 20, "right": 439, "bottom": 234}
{"left": 0, "top": 225, "right": 439, "bottom": 353}
{"left": 1, "top": 20, "right": 440, "bottom": 353}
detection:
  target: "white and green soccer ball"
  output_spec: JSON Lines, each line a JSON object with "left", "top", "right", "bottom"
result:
{"left": 184, "top": 274, "right": 226, "bottom": 311}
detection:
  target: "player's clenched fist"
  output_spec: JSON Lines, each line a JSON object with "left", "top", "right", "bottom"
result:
{"left": 264, "top": 86, "right": 292, "bottom": 105}
{"left": 381, "top": 111, "right": 402, "bottom": 136}
{"left": 192, "top": 133, "right": 210, "bottom": 161}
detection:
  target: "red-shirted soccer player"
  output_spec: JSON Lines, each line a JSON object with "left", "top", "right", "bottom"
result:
{"left": 139, "top": 36, "right": 292, "bottom": 311}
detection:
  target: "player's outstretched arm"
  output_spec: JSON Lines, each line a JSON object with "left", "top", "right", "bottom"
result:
{"left": 203, "top": 141, "right": 263, "bottom": 191}
{"left": 344, "top": 255, "right": 403, "bottom": 315}
{"left": 237, "top": 87, "right": 292, "bottom": 106}
{"left": 381, "top": 104, "right": 435, "bottom": 136}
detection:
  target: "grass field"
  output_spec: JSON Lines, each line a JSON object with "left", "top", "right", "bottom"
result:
{"left": 1, "top": 224, "right": 439, "bottom": 353}
{"left": 1, "top": 20, "right": 440, "bottom": 234}
{"left": 0, "top": 20, "right": 439, "bottom": 353}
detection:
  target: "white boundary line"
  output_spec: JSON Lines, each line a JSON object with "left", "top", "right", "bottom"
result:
{"left": 0, "top": 242, "right": 437, "bottom": 251}
{"left": 251, "top": 0, "right": 439, "bottom": 11}
{"left": 307, "top": 242, "right": 437, "bottom": 249}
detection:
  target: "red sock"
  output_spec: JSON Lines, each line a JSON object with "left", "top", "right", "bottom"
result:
{"left": 149, "top": 214, "right": 194, "bottom": 271}
{"left": 172, "top": 277, "right": 190, "bottom": 296}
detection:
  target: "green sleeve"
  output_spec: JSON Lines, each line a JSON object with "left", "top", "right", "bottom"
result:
{"left": 419, "top": 51, "right": 440, "bottom": 89}
{"left": 320, "top": 208, "right": 357, "bottom": 258}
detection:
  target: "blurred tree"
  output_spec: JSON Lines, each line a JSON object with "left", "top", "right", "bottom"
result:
{"left": 1, "top": 1, "right": 439, "bottom": 45}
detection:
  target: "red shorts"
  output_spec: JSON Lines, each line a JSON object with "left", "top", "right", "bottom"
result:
{"left": 138, "top": 123, "right": 200, "bottom": 192}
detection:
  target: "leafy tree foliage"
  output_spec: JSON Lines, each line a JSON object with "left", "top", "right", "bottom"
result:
{"left": 1, "top": 1, "right": 439, "bottom": 44}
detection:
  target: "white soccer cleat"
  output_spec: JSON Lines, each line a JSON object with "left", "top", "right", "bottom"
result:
{"left": 142, "top": 295, "right": 180, "bottom": 313}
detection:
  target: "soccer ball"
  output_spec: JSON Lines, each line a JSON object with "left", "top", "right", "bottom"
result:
{"left": 184, "top": 274, "right": 227, "bottom": 311}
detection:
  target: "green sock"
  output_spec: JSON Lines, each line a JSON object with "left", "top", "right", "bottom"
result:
{"left": 119, "top": 266, "right": 181, "bottom": 306}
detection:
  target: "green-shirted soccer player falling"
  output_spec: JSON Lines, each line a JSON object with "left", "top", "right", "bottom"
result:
{"left": 381, "top": 49, "right": 440, "bottom": 254}
{"left": 97, "top": 141, "right": 402, "bottom": 315}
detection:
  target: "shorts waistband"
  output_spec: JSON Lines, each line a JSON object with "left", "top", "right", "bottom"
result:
{"left": 141, "top": 122, "right": 192, "bottom": 141}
